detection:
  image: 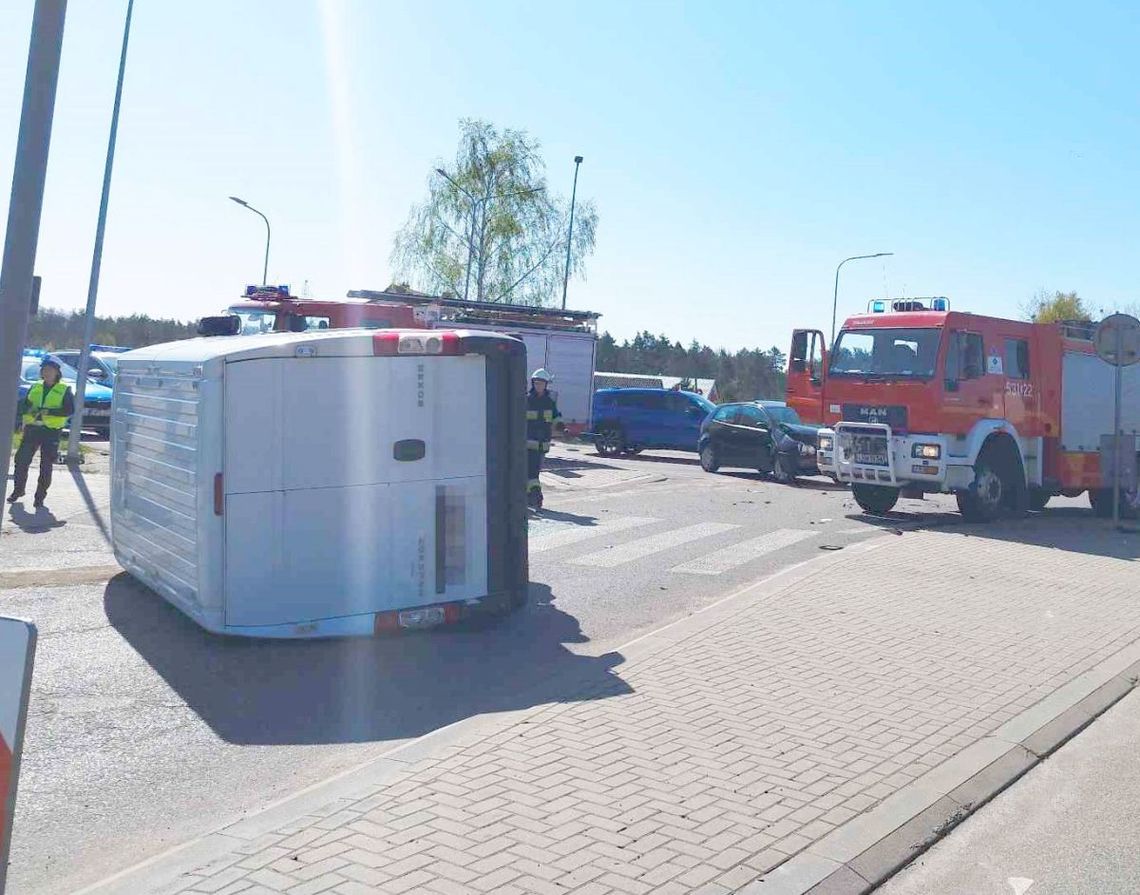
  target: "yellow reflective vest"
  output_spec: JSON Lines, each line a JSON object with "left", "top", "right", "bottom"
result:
{"left": 23, "top": 382, "right": 70, "bottom": 430}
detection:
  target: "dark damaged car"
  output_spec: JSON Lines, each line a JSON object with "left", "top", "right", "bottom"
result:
{"left": 698, "top": 400, "right": 822, "bottom": 482}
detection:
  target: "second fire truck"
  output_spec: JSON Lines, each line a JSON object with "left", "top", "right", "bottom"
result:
{"left": 786, "top": 298, "right": 1139, "bottom": 520}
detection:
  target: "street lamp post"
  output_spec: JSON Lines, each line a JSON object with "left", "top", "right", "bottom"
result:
{"left": 832, "top": 252, "right": 893, "bottom": 345}
{"left": 229, "top": 196, "right": 271, "bottom": 285}
{"left": 561, "top": 155, "right": 583, "bottom": 311}
{"left": 69, "top": 0, "right": 133, "bottom": 464}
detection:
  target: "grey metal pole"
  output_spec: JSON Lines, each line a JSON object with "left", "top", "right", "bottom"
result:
{"left": 228, "top": 196, "right": 271, "bottom": 285}
{"left": 561, "top": 155, "right": 583, "bottom": 311}
{"left": 831, "top": 252, "right": 893, "bottom": 345}
{"left": 69, "top": 0, "right": 133, "bottom": 463}
{"left": 1113, "top": 324, "right": 1123, "bottom": 529}
{"left": 0, "top": 0, "right": 67, "bottom": 514}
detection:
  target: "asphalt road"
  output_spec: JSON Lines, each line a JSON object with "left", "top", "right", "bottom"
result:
{"left": 2, "top": 444, "right": 1073, "bottom": 895}
{"left": 879, "top": 687, "right": 1140, "bottom": 895}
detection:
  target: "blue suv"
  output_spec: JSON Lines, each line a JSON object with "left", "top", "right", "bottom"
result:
{"left": 590, "top": 388, "right": 715, "bottom": 456}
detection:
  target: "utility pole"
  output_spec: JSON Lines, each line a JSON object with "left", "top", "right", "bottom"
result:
{"left": 0, "top": 0, "right": 67, "bottom": 513}
{"left": 69, "top": 0, "right": 134, "bottom": 463}
{"left": 561, "top": 155, "right": 583, "bottom": 311}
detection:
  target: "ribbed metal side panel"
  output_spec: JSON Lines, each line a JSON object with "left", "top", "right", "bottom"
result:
{"left": 112, "top": 367, "right": 201, "bottom": 601}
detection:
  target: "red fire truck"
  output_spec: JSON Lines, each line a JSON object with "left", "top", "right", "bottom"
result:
{"left": 225, "top": 286, "right": 425, "bottom": 334}
{"left": 787, "top": 298, "right": 1140, "bottom": 520}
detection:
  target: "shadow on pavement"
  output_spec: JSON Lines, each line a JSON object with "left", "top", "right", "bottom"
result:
{"left": 5, "top": 501, "right": 66, "bottom": 533}
{"left": 103, "top": 575, "right": 630, "bottom": 747}
{"left": 605, "top": 452, "right": 700, "bottom": 467}
{"left": 846, "top": 500, "right": 1140, "bottom": 560}
{"left": 67, "top": 465, "right": 111, "bottom": 543}
{"left": 543, "top": 454, "right": 622, "bottom": 473}
{"left": 535, "top": 508, "right": 601, "bottom": 526}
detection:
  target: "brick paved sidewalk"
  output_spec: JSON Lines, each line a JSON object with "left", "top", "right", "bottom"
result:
{"left": 88, "top": 523, "right": 1140, "bottom": 895}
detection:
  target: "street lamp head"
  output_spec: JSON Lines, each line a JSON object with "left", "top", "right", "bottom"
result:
{"left": 574, "top": 155, "right": 583, "bottom": 164}
{"left": 229, "top": 196, "right": 248, "bottom": 207}
{"left": 435, "top": 168, "right": 447, "bottom": 178}
{"left": 873, "top": 252, "right": 894, "bottom": 258}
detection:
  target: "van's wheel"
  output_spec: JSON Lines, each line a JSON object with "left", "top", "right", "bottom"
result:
{"left": 699, "top": 444, "right": 720, "bottom": 473}
{"left": 1028, "top": 488, "right": 1051, "bottom": 511}
{"left": 595, "top": 425, "right": 625, "bottom": 457}
{"left": 957, "top": 441, "right": 1025, "bottom": 522}
{"left": 852, "top": 484, "right": 899, "bottom": 515}
{"left": 622, "top": 446, "right": 643, "bottom": 456}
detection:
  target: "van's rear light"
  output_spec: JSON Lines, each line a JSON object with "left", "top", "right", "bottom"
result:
{"left": 213, "top": 473, "right": 223, "bottom": 516}
{"left": 373, "top": 332, "right": 461, "bottom": 356}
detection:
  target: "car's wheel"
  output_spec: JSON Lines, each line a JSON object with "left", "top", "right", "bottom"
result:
{"left": 956, "top": 441, "right": 1025, "bottom": 522}
{"left": 622, "top": 446, "right": 643, "bottom": 456}
{"left": 699, "top": 444, "right": 720, "bottom": 473}
{"left": 852, "top": 483, "right": 899, "bottom": 515}
{"left": 595, "top": 425, "right": 625, "bottom": 456}
{"left": 93, "top": 425, "right": 111, "bottom": 440}
{"left": 1028, "top": 488, "right": 1051, "bottom": 511}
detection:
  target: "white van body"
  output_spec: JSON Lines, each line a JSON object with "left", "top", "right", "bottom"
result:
{"left": 110, "top": 329, "right": 528, "bottom": 638}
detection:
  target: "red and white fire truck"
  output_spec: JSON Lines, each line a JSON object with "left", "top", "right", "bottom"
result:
{"left": 225, "top": 285, "right": 425, "bottom": 333}
{"left": 786, "top": 298, "right": 1140, "bottom": 520}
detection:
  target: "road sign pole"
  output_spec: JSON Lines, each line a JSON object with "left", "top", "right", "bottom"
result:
{"left": 1113, "top": 325, "right": 1123, "bottom": 529}
{"left": 0, "top": 0, "right": 67, "bottom": 515}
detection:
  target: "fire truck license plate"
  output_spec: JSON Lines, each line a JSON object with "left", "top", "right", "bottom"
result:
{"left": 852, "top": 436, "right": 888, "bottom": 466}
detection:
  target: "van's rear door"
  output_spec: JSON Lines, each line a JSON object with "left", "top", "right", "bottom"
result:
{"left": 223, "top": 350, "right": 488, "bottom": 628}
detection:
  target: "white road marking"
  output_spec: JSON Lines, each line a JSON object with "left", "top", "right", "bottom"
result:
{"left": 569, "top": 522, "right": 739, "bottom": 568}
{"left": 529, "top": 515, "right": 660, "bottom": 554}
{"left": 670, "top": 528, "right": 818, "bottom": 575}
{"left": 1009, "top": 878, "right": 1034, "bottom": 895}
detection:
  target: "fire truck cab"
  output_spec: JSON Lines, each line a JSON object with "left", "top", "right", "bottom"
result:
{"left": 225, "top": 285, "right": 424, "bottom": 335}
{"left": 787, "top": 298, "right": 1140, "bottom": 520}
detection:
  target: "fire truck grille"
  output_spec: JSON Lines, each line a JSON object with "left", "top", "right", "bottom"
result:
{"left": 841, "top": 432, "right": 890, "bottom": 467}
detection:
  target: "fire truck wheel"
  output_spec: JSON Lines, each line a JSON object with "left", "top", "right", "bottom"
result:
{"left": 957, "top": 441, "right": 1024, "bottom": 521}
{"left": 595, "top": 425, "right": 625, "bottom": 456}
{"left": 700, "top": 444, "right": 720, "bottom": 473}
{"left": 852, "top": 484, "right": 899, "bottom": 515}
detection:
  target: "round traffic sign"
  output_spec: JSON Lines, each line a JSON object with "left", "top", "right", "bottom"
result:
{"left": 1094, "top": 313, "right": 1140, "bottom": 366}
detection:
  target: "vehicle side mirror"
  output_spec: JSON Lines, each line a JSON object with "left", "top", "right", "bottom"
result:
{"left": 197, "top": 315, "right": 241, "bottom": 337}
{"left": 88, "top": 368, "right": 105, "bottom": 380}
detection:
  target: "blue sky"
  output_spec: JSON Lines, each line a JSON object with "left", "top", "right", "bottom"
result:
{"left": 2, "top": 0, "right": 1138, "bottom": 352}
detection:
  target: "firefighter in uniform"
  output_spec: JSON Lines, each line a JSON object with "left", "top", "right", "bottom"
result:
{"left": 526, "top": 368, "right": 560, "bottom": 509}
{"left": 9, "top": 356, "right": 74, "bottom": 509}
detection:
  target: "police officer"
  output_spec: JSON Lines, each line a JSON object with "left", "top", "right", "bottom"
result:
{"left": 526, "top": 368, "right": 560, "bottom": 509}
{"left": 9, "top": 356, "right": 74, "bottom": 509}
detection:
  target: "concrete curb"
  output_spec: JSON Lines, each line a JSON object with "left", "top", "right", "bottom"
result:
{"left": 740, "top": 645, "right": 1140, "bottom": 895}
{"left": 74, "top": 528, "right": 888, "bottom": 895}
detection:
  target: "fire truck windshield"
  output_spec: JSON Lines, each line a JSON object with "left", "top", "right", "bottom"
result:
{"left": 829, "top": 327, "right": 941, "bottom": 379}
{"left": 231, "top": 309, "right": 278, "bottom": 335}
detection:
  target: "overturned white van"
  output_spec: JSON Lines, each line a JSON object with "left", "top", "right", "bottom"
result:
{"left": 110, "top": 329, "right": 529, "bottom": 637}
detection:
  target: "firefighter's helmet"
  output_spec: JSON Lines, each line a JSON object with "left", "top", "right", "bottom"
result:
{"left": 530, "top": 368, "right": 553, "bottom": 383}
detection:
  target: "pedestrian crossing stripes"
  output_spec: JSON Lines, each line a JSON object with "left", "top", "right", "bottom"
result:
{"left": 529, "top": 515, "right": 659, "bottom": 553}
{"left": 669, "top": 528, "right": 818, "bottom": 575}
{"left": 568, "top": 521, "right": 740, "bottom": 568}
